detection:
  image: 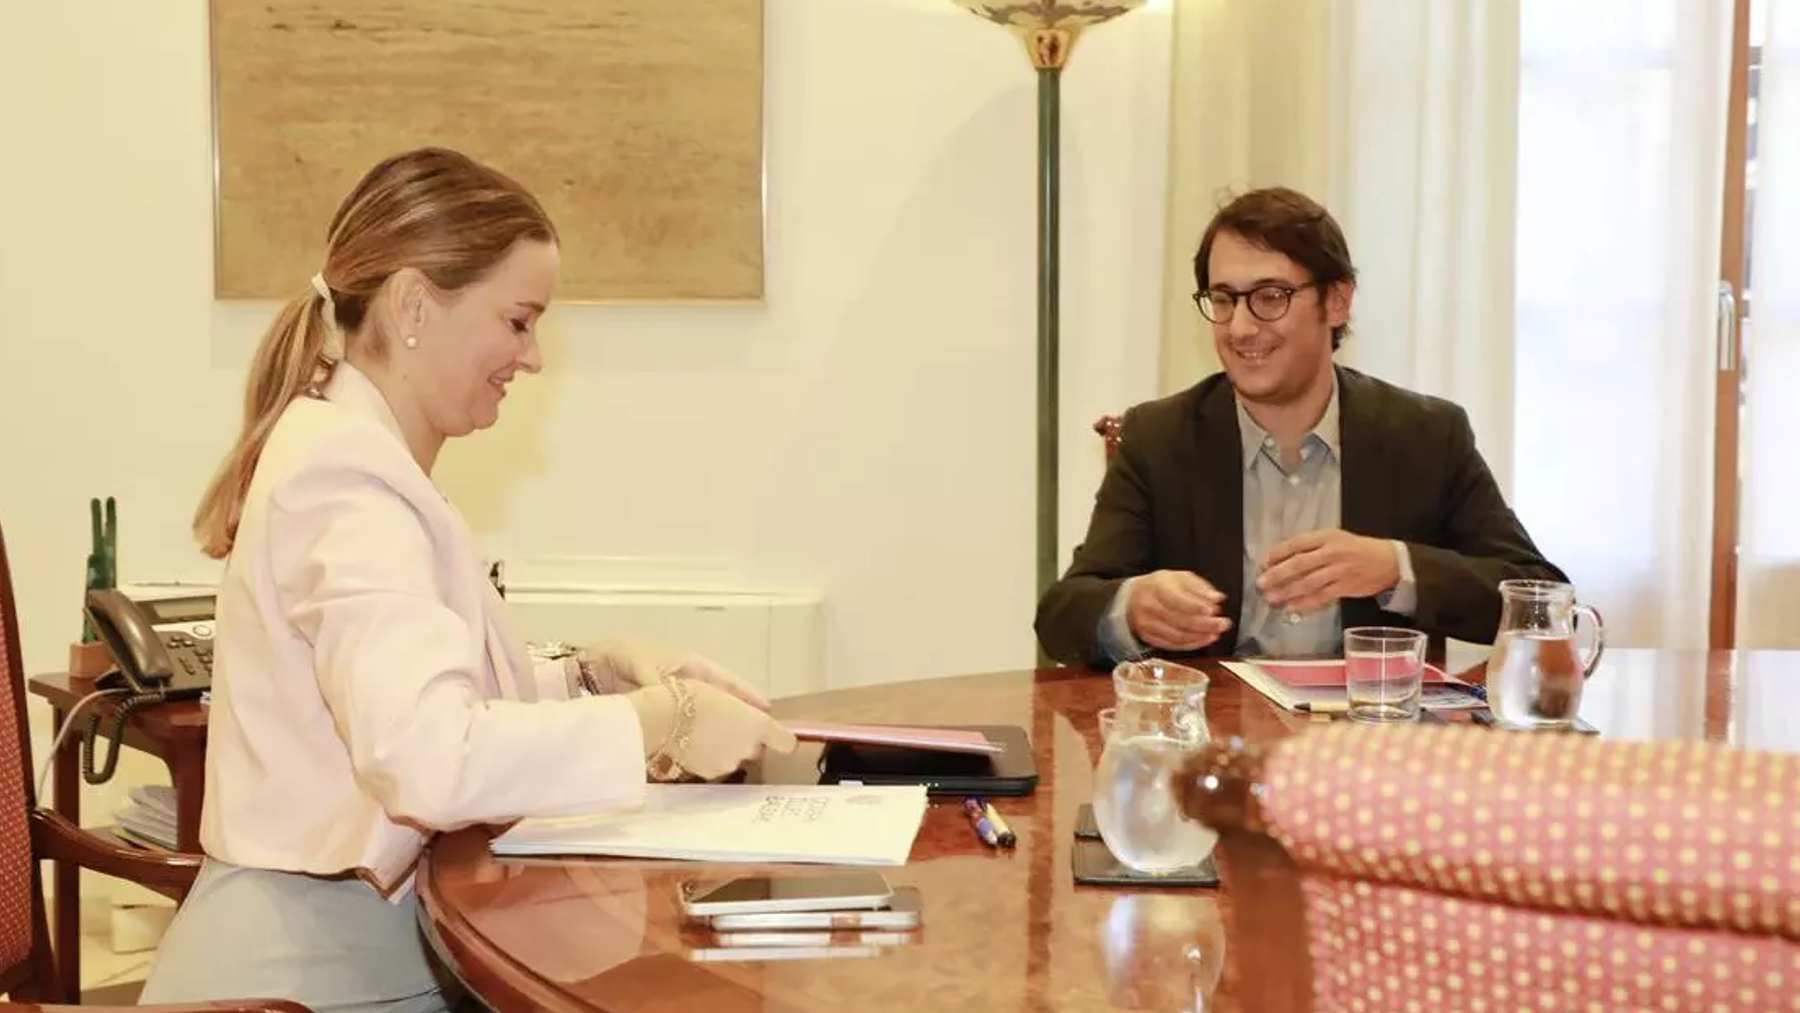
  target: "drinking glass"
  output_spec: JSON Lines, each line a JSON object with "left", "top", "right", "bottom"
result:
{"left": 1344, "top": 626, "right": 1427, "bottom": 722}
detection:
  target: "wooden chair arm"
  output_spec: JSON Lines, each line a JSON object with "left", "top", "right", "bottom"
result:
{"left": 1178, "top": 737, "right": 1314, "bottom": 1013}
{"left": 1092, "top": 414, "right": 1123, "bottom": 459}
{"left": 1176, "top": 736, "right": 1270, "bottom": 833}
{"left": 27, "top": 808, "right": 200, "bottom": 899}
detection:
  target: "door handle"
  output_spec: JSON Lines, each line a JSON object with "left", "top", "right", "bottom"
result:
{"left": 1718, "top": 281, "right": 1738, "bottom": 372}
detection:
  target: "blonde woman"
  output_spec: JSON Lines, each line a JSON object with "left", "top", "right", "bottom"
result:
{"left": 142, "top": 148, "right": 795, "bottom": 1011}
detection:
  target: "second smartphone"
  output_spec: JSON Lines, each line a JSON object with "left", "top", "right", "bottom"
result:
{"left": 702, "top": 886, "right": 922, "bottom": 931}
{"left": 677, "top": 871, "right": 893, "bottom": 918}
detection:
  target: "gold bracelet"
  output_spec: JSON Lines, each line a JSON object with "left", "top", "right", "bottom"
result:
{"left": 647, "top": 676, "right": 695, "bottom": 781}
{"left": 574, "top": 654, "right": 602, "bottom": 696}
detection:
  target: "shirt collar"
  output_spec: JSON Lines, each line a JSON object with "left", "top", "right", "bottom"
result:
{"left": 1235, "top": 376, "right": 1342, "bottom": 471}
{"left": 322, "top": 360, "right": 410, "bottom": 453}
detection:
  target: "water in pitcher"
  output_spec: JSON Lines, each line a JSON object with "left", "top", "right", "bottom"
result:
{"left": 1488, "top": 632, "right": 1585, "bottom": 729}
{"left": 1093, "top": 733, "right": 1219, "bottom": 874}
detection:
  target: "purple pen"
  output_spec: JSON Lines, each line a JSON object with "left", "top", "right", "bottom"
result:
{"left": 962, "top": 797, "right": 1002, "bottom": 848}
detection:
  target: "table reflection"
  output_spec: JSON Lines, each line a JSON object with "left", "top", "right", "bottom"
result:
{"left": 1731, "top": 653, "right": 1800, "bottom": 752}
{"left": 471, "top": 859, "right": 650, "bottom": 985}
{"left": 1577, "top": 649, "right": 1709, "bottom": 741}
{"left": 1099, "top": 894, "right": 1226, "bottom": 1011}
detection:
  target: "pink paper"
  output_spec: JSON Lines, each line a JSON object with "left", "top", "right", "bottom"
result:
{"left": 1253, "top": 660, "right": 1453, "bottom": 687}
{"left": 785, "top": 721, "right": 1003, "bottom": 755}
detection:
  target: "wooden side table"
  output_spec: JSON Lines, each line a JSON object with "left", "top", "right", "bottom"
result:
{"left": 28, "top": 672, "right": 209, "bottom": 1000}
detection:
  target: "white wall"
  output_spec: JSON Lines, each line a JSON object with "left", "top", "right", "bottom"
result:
{"left": 0, "top": 0, "right": 1171, "bottom": 691}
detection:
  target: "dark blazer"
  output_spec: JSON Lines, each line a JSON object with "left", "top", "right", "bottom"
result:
{"left": 1035, "top": 366, "right": 1566, "bottom": 666}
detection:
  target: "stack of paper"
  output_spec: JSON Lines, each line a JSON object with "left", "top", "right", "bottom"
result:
{"left": 1223, "top": 659, "right": 1484, "bottom": 713}
{"left": 115, "top": 786, "right": 178, "bottom": 850}
{"left": 491, "top": 783, "right": 929, "bottom": 866}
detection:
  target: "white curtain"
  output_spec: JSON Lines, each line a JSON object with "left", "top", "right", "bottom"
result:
{"left": 1159, "top": 0, "right": 1738, "bottom": 648}
{"left": 1322, "top": 2, "right": 1522, "bottom": 494}
{"left": 1510, "top": 0, "right": 1732, "bottom": 648}
{"left": 1159, "top": 2, "right": 1523, "bottom": 489}
{"left": 1738, "top": 0, "right": 1800, "bottom": 645}
{"left": 1159, "top": 0, "right": 1333, "bottom": 393}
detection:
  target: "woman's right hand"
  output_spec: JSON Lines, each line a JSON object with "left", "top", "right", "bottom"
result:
{"left": 581, "top": 640, "right": 771, "bottom": 711}
{"left": 626, "top": 679, "right": 797, "bottom": 780}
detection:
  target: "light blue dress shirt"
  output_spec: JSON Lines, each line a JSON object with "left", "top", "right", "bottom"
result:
{"left": 1098, "top": 380, "right": 1416, "bottom": 661}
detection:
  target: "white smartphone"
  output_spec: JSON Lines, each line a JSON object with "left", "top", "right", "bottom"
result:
{"left": 711, "top": 928, "right": 917, "bottom": 948}
{"left": 685, "top": 942, "right": 883, "bottom": 963}
{"left": 704, "top": 886, "right": 922, "bottom": 931}
{"left": 676, "top": 872, "right": 893, "bottom": 918}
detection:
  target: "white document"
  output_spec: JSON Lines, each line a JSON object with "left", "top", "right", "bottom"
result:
{"left": 490, "top": 784, "right": 929, "bottom": 866}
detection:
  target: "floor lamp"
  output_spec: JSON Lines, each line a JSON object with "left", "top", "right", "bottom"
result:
{"left": 951, "top": 1, "right": 1145, "bottom": 600}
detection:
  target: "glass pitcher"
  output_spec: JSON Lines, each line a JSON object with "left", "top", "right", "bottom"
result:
{"left": 1485, "top": 579, "right": 1606, "bottom": 730}
{"left": 1093, "top": 660, "right": 1218, "bottom": 874}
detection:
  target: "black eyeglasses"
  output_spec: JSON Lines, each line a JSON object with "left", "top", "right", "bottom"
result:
{"left": 1192, "top": 282, "right": 1318, "bottom": 324}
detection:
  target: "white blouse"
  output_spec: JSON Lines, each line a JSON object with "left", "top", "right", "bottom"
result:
{"left": 199, "top": 363, "right": 645, "bottom": 896}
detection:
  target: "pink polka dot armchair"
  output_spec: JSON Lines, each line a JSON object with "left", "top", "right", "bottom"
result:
{"left": 1180, "top": 723, "right": 1800, "bottom": 1013}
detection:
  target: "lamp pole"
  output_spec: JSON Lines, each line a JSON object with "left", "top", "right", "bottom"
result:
{"left": 1034, "top": 49, "right": 1062, "bottom": 599}
{"left": 951, "top": 4, "right": 1144, "bottom": 602}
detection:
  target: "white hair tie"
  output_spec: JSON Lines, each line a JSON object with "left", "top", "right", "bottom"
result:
{"left": 310, "top": 272, "right": 347, "bottom": 362}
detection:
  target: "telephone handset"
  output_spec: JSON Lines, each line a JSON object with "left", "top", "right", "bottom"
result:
{"left": 83, "top": 589, "right": 211, "bottom": 697}
{"left": 79, "top": 589, "right": 211, "bottom": 785}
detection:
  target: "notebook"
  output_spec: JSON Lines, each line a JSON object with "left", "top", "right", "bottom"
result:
{"left": 1222, "top": 658, "right": 1484, "bottom": 713}
{"left": 490, "top": 783, "right": 928, "bottom": 866}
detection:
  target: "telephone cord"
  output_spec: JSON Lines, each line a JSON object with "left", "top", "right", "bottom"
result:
{"left": 32, "top": 685, "right": 130, "bottom": 800}
{"left": 79, "top": 690, "right": 169, "bottom": 786}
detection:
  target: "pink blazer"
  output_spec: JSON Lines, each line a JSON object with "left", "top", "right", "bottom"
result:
{"left": 199, "top": 364, "right": 645, "bottom": 895}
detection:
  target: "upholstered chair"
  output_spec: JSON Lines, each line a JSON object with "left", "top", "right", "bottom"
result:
{"left": 1180, "top": 723, "right": 1800, "bottom": 1012}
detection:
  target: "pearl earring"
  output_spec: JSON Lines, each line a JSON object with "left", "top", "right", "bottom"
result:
{"left": 404, "top": 335, "right": 419, "bottom": 349}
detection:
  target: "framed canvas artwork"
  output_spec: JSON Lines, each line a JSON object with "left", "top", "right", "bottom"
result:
{"left": 211, "top": 0, "right": 764, "bottom": 301}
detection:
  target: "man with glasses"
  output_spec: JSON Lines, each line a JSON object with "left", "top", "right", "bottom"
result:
{"left": 1036, "top": 187, "right": 1564, "bottom": 664}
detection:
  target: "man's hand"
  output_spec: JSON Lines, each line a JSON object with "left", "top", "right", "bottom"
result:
{"left": 1258, "top": 529, "right": 1399, "bottom": 615}
{"left": 1126, "top": 570, "right": 1233, "bottom": 651}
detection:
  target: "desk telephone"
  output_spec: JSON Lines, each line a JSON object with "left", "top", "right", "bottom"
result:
{"left": 80, "top": 589, "right": 214, "bottom": 784}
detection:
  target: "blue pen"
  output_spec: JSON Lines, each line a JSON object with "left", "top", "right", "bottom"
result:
{"left": 962, "top": 797, "right": 1002, "bottom": 848}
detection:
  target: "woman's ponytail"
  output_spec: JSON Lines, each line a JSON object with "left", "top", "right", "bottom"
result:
{"left": 191, "top": 293, "right": 333, "bottom": 558}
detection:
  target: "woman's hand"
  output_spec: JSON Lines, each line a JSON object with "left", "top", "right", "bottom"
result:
{"left": 625, "top": 680, "right": 797, "bottom": 780}
{"left": 581, "top": 640, "right": 771, "bottom": 710}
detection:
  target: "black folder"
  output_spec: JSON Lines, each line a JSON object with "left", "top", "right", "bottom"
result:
{"left": 814, "top": 724, "right": 1038, "bottom": 797}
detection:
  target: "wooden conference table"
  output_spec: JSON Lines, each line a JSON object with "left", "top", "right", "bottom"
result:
{"left": 415, "top": 649, "right": 1800, "bottom": 1012}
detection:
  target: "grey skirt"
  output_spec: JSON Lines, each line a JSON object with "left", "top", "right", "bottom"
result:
{"left": 140, "top": 858, "right": 455, "bottom": 1013}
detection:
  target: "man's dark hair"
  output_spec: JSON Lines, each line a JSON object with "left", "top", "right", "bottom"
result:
{"left": 1193, "top": 187, "right": 1357, "bottom": 350}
